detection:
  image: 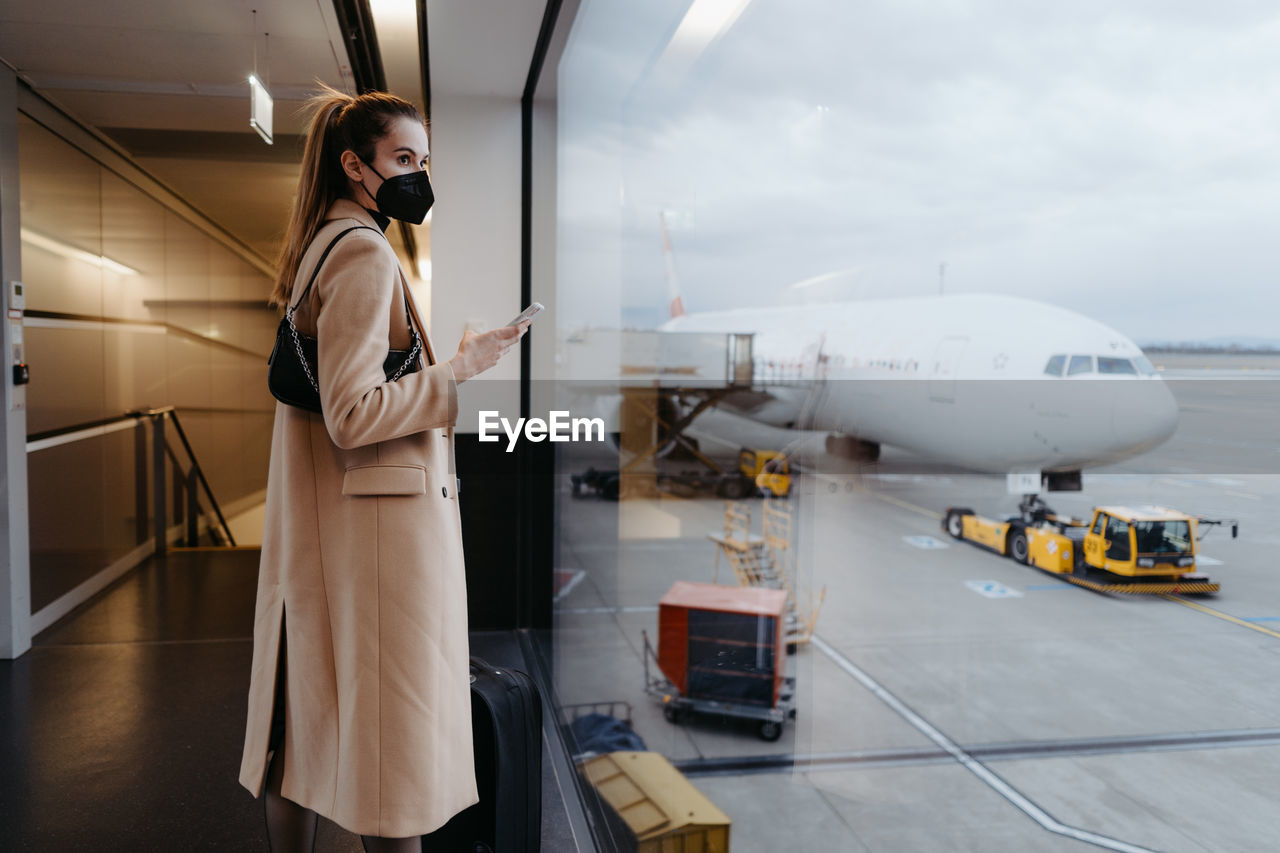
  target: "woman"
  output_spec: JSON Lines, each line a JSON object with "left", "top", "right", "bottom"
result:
{"left": 238, "top": 87, "right": 527, "bottom": 852}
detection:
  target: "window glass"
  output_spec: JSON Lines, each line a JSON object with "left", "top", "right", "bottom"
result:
{"left": 1091, "top": 513, "right": 1106, "bottom": 535}
{"left": 1134, "top": 520, "right": 1192, "bottom": 554}
{"left": 1105, "top": 516, "right": 1131, "bottom": 559}
{"left": 1098, "top": 356, "right": 1138, "bottom": 375}
{"left": 1067, "top": 355, "right": 1094, "bottom": 375}
{"left": 545, "top": 2, "right": 1280, "bottom": 848}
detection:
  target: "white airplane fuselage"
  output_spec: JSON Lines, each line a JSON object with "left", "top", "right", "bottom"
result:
{"left": 659, "top": 294, "right": 1178, "bottom": 474}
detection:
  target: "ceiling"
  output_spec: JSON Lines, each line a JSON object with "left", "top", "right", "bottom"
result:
{"left": 0, "top": 0, "right": 552, "bottom": 268}
{"left": 426, "top": 0, "right": 545, "bottom": 100}
{"left": 0, "top": 0, "right": 356, "bottom": 262}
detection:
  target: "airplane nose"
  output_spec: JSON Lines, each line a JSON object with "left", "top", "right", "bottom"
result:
{"left": 1111, "top": 378, "right": 1179, "bottom": 454}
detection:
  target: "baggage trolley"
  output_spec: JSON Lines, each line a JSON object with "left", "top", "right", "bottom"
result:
{"left": 642, "top": 629, "right": 795, "bottom": 741}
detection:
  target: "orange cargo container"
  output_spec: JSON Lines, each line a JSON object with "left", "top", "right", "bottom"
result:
{"left": 657, "top": 581, "right": 788, "bottom": 709}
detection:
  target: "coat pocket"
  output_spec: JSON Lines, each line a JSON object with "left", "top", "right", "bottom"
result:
{"left": 341, "top": 464, "right": 428, "bottom": 496}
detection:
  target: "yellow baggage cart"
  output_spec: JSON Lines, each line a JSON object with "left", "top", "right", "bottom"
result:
{"left": 579, "top": 751, "right": 731, "bottom": 852}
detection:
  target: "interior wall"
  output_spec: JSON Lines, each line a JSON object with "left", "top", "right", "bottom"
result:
{"left": 428, "top": 93, "right": 524, "bottom": 430}
{"left": 0, "top": 65, "right": 32, "bottom": 659}
{"left": 428, "top": 91, "right": 541, "bottom": 629}
{"left": 16, "top": 114, "right": 276, "bottom": 619}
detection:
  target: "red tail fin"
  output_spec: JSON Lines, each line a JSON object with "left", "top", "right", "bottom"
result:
{"left": 660, "top": 212, "right": 685, "bottom": 319}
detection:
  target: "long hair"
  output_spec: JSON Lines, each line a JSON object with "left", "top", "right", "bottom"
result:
{"left": 269, "top": 84, "right": 424, "bottom": 310}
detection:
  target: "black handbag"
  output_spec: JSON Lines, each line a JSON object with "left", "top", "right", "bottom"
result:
{"left": 268, "top": 224, "right": 423, "bottom": 413}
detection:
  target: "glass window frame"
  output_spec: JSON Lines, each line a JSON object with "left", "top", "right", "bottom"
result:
{"left": 1098, "top": 356, "right": 1138, "bottom": 375}
{"left": 1067, "top": 354, "right": 1094, "bottom": 376}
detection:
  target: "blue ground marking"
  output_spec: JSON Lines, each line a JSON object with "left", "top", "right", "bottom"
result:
{"left": 902, "top": 535, "right": 950, "bottom": 550}
{"left": 1025, "top": 583, "right": 1073, "bottom": 591}
{"left": 1244, "top": 617, "right": 1280, "bottom": 623}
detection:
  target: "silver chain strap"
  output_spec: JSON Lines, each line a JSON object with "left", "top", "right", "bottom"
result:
{"left": 387, "top": 328, "right": 422, "bottom": 380}
{"left": 285, "top": 300, "right": 418, "bottom": 390}
{"left": 284, "top": 305, "right": 320, "bottom": 392}
{"left": 283, "top": 224, "right": 420, "bottom": 394}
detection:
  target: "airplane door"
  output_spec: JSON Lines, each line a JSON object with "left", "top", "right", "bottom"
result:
{"left": 929, "top": 336, "right": 968, "bottom": 403}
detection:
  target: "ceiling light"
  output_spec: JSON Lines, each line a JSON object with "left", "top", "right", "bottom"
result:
{"left": 249, "top": 74, "right": 274, "bottom": 145}
{"left": 369, "top": 0, "right": 416, "bottom": 27}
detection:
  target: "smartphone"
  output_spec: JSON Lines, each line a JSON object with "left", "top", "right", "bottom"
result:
{"left": 507, "top": 302, "right": 544, "bottom": 326}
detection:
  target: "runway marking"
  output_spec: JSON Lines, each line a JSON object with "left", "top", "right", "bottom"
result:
{"left": 965, "top": 580, "right": 1023, "bottom": 599}
{"left": 1158, "top": 596, "right": 1280, "bottom": 640}
{"left": 810, "top": 471, "right": 943, "bottom": 519}
{"left": 811, "top": 635, "right": 1158, "bottom": 853}
{"left": 1224, "top": 490, "right": 1261, "bottom": 501}
{"left": 872, "top": 492, "right": 943, "bottom": 519}
{"left": 674, "top": 727, "right": 1280, "bottom": 777}
{"left": 1195, "top": 555, "right": 1223, "bottom": 566}
{"left": 1244, "top": 617, "right": 1280, "bottom": 623}
{"left": 902, "top": 535, "right": 949, "bottom": 550}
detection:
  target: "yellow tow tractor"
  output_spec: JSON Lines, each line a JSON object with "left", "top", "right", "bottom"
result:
{"left": 738, "top": 448, "right": 791, "bottom": 498}
{"left": 942, "top": 497, "right": 1236, "bottom": 595}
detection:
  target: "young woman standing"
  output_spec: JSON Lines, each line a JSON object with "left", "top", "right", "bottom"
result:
{"left": 238, "top": 87, "right": 527, "bottom": 852}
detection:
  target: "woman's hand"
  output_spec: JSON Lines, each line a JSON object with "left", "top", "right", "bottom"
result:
{"left": 448, "top": 322, "right": 529, "bottom": 383}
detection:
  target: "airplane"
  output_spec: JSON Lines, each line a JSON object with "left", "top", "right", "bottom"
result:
{"left": 651, "top": 217, "right": 1179, "bottom": 491}
{"left": 659, "top": 293, "right": 1179, "bottom": 488}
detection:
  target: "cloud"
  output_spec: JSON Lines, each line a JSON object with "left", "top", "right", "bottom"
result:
{"left": 556, "top": 0, "right": 1280, "bottom": 340}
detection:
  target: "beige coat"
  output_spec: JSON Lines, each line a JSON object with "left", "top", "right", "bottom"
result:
{"left": 238, "top": 199, "right": 478, "bottom": 837}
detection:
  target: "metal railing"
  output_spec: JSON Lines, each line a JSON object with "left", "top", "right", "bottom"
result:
{"left": 137, "top": 406, "right": 236, "bottom": 553}
{"left": 27, "top": 407, "right": 237, "bottom": 554}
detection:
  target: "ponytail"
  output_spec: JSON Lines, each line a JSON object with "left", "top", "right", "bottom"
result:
{"left": 268, "top": 84, "right": 425, "bottom": 310}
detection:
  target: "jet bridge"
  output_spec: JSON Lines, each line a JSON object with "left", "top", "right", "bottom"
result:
{"left": 561, "top": 329, "right": 759, "bottom": 498}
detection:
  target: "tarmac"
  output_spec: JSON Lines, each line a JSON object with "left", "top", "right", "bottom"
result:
{"left": 552, "top": 356, "right": 1280, "bottom": 852}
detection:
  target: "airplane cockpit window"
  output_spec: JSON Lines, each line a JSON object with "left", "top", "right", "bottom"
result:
{"left": 1066, "top": 355, "right": 1094, "bottom": 376}
{"left": 1133, "top": 355, "right": 1158, "bottom": 375}
{"left": 1043, "top": 355, "right": 1066, "bottom": 377}
{"left": 1098, "top": 356, "right": 1138, "bottom": 375}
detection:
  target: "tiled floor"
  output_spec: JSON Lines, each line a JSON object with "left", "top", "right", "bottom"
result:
{"left": 0, "top": 548, "right": 581, "bottom": 851}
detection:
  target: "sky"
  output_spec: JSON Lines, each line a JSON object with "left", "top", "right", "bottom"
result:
{"left": 556, "top": 0, "right": 1280, "bottom": 344}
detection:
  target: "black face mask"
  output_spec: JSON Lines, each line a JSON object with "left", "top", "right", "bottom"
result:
{"left": 358, "top": 161, "right": 434, "bottom": 224}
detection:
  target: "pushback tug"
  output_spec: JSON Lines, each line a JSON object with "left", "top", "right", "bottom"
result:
{"left": 942, "top": 497, "right": 1236, "bottom": 595}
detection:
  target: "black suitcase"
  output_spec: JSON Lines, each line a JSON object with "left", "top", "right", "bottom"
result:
{"left": 431, "top": 657, "right": 542, "bottom": 852}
